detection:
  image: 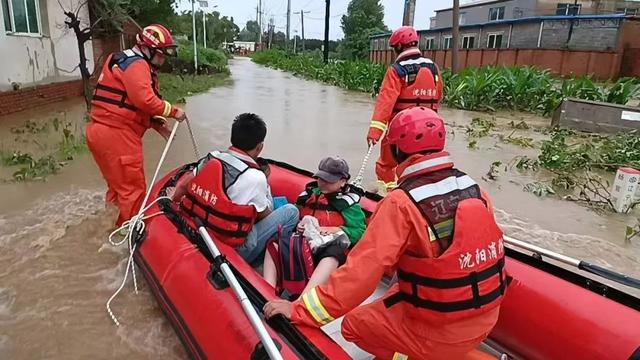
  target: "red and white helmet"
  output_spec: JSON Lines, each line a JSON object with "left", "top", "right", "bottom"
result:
{"left": 389, "top": 26, "right": 419, "bottom": 47}
{"left": 136, "top": 24, "right": 177, "bottom": 56}
{"left": 386, "top": 107, "right": 446, "bottom": 154}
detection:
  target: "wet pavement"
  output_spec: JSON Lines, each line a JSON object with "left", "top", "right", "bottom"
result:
{"left": 0, "top": 57, "right": 638, "bottom": 359}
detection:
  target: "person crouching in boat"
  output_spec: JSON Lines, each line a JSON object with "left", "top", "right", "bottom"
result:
{"left": 262, "top": 157, "right": 366, "bottom": 299}
{"left": 169, "top": 113, "right": 299, "bottom": 265}
{"left": 264, "top": 107, "right": 506, "bottom": 359}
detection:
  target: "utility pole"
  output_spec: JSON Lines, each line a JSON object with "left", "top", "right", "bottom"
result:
{"left": 286, "top": 0, "right": 291, "bottom": 47}
{"left": 452, "top": 0, "right": 460, "bottom": 74}
{"left": 294, "top": 10, "right": 310, "bottom": 52}
{"left": 323, "top": 0, "right": 330, "bottom": 63}
{"left": 258, "top": 0, "right": 263, "bottom": 49}
{"left": 268, "top": 16, "right": 274, "bottom": 49}
{"left": 293, "top": 30, "right": 298, "bottom": 54}
{"left": 203, "top": 10, "right": 207, "bottom": 48}
{"left": 191, "top": 0, "right": 198, "bottom": 74}
{"left": 402, "top": 0, "right": 416, "bottom": 26}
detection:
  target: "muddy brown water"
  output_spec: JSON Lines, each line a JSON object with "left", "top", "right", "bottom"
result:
{"left": 1, "top": 58, "right": 638, "bottom": 359}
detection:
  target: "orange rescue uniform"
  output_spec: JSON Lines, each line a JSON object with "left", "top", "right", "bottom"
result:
{"left": 368, "top": 48, "right": 444, "bottom": 189}
{"left": 87, "top": 49, "right": 179, "bottom": 226}
{"left": 290, "top": 152, "right": 504, "bottom": 360}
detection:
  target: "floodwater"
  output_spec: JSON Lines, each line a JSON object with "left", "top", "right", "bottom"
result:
{"left": 0, "top": 57, "right": 638, "bottom": 359}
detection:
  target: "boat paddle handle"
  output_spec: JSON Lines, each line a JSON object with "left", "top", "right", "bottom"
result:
{"left": 504, "top": 236, "right": 640, "bottom": 290}
{"left": 578, "top": 261, "right": 640, "bottom": 290}
{"left": 194, "top": 219, "right": 284, "bottom": 360}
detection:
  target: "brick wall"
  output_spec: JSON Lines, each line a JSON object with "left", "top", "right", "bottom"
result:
{"left": 0, "top": 80, "right": 84, "bottom": 117}
{"left": 509, "top": 22, "right": 541, "bottom": 48}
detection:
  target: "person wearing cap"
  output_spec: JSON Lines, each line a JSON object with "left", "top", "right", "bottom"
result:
{"left": 262, "top": 156, "right": 366, "bottom": 297}
{"left": 265, "top": 108, "right": 505, "bottom": 359}
{"left": 367, "top": 25, "right": 443, "bottom": 195}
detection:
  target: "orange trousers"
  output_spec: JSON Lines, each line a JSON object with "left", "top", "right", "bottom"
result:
{"left": 375, "top": 137, "right": 397, "bottom": 187}
{"left": 341, "top": 296, "right": 488, "bottom": 360}
{"left": 86, "top": 122, "right": 146, "bottom": 226}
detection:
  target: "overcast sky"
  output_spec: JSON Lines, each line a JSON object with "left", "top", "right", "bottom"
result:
{"left": 177, "top": 0, "right": 456, "bottom": 40}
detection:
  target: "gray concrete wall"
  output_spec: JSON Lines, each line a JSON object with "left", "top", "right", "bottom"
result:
{"left": 509, "top": 22, "right": 543, "bottom": 48}
{"left": 434, "top": 0, "right": 537, "bottom": 28}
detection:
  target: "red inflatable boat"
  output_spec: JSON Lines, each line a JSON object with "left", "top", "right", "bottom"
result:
{"left": 134, "top": 160, "right": 640, "bottom": 360}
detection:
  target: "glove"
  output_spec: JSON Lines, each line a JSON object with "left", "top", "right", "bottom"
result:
{"left": 172, "top": 107, "right": 187, "bottom": 122}
{"left": 367, "top": 127, "right": 384, "bottom": 146}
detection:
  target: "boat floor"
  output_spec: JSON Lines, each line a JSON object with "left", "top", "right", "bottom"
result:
{"left": 320, "top": 277, "right": 394, "bottom": 359}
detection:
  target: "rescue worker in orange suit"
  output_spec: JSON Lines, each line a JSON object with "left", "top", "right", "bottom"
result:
{"left": 265, "top": 107, "right": 507, "bottom": 359}
{"left": 86, "top": 24, "right": 187, "bottom": 226}
{"left": 368, "top": 26, "right": 444, "bottom": 194}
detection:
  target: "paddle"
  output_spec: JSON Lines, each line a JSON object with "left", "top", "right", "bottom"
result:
{"left": 505, "top": 236, "right": 640, "bottom": 290}
{"left": 194, "top": 218, "right": 284, "bottom": 360}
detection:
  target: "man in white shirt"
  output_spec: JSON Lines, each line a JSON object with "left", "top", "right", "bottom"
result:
{"left": 171, "top": 113, "right": 299, "bottom": 265}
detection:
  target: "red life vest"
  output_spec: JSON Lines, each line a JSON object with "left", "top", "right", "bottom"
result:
{"left": 91, "top": 50, "right": 159, "bottom": 135}
{"left": 180, "top": 149, "right": 259, "bottom": 247}
{"left": 385, "top": 156, "right": 506, "bottom": 323}
{"left": 391, "top": 55, "right": 441, "bottom": 113}
{"left": 296, "top": 182, "right": 362, "bottom": 227}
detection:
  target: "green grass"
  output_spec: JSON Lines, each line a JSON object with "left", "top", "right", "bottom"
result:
{"left": 159, "top": 73, "right": 229, "bottom": 104}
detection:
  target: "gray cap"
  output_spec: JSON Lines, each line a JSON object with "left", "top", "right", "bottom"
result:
{"left": 314, "top": 157, "right": 350, "bottom": 183}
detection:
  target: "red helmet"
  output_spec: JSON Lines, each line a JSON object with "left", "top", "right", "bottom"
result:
{"left": 136, "top": 24, "right": 177, "bottom": 56}
{"left": 389, "top": 26, "right": 419, "bottom": 47}
{"left": 387, "top": 107, "right": 446, "bottom": 154}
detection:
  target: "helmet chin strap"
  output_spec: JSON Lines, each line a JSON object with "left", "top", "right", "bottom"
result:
{"left": 139, "top": 45, "right": 160, "bottom": 68}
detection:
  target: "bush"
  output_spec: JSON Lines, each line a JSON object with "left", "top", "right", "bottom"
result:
{"left": 165, "top": 41, "right": 229, "bottom": 75}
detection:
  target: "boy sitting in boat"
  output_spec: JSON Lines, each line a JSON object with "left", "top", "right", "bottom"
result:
{"left": 262, "top": 157, "right": 366, "bottom": 299}
{"left": 169, "top": 113, "right": 299, "bottom": 265}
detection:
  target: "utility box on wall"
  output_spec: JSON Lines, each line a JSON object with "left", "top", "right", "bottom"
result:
{"left": 552, "top": 98, "right": 640, "bottom": 134}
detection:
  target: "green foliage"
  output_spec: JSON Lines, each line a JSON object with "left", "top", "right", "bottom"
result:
{"left": 128, "top": 0, "right": 176, "bottom": 28}
{"left": 465, "top": 117, "right": 496, "bottom": 138}
{"left": 158, "top": 73, "right": 228, "bottom": 103}
{"left": 339, "top": 0, "right": 388, "bottom": 60}
{"left": 172, "top": 11, "right": 240, "bottom": 49}
{"left": 166, "top": 41, "right": 229, "bottom": 74}
{"left": 238, "top": 20, "right": 260, "bottom": 42}
{"left": 252, "top": 50, "right": 386, "bottom": 93}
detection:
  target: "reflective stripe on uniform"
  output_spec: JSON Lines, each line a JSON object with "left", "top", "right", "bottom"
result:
{"left": 408, "top": 175, "right": 476, "bottom": 202}
{"left": 370, "top": 120, "right": 387, "bottom": 132}
{"left": 301, "top": 287, "right": 334, "bottom": 325}
{"left": 398, "top": 57, "right": 433, "bottom": 67}
{"left": 162, "top": 101, "right": 172, "bottom": 117}
{"left": 400, "top": 156, "right": 453, "bottom": 179}
{"left": 392, "top": 352, "right": 408, "bottom": 360}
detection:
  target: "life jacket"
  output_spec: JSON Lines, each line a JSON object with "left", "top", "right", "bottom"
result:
{"left": 384, "top": 154, "right": 506, "bottom": 323}
{"left": 91, "top": 49, "right": 159, "bottom": 134}
{"left": 391, "top": 53, "right": 441, "bottom": 114}
{"left": 179, "top": 149, "right": 260, "bottom": 247}
{"left": 295, "top": 182, "right": 362, "bottom": 227}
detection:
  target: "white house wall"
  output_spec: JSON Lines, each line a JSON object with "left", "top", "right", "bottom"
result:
{"left": 0, "top": 0, "right": 94, "bottom": 91}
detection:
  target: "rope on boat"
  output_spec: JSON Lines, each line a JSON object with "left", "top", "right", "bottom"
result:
{"left": 105, "top": 120, "right": 191, "bottom": 326}
{"left": 351, "top": 145, "right": 374, "bottom": 188}
{"left": 185, "top": 117, "right": 201, "bottom": 159}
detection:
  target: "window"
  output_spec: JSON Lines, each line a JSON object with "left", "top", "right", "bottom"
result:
{"left": 489, "top": 7, "right": 505, "bottom": 21}
{"left": 459, "top": 12, "right": 466, "bottom": 25}
{"left": 424, "top": 37, "right": 435, "bottom": 50}
{"left": 556, "top": 3, "right": 581, "bottom": 16}
{"left": 487, "top": 33, "right": 503, "bottom": 49}
{"left": 443, "top": 36, "right": 452, "bottom": 49}
{"left": 2, "top": 0, "right": 41, "bottom": 34}
{"left": 617, "top": 8, "right": 638, "bottom": 15}
{"left": 462, "top": 35, "right": 475, "bottom": 49}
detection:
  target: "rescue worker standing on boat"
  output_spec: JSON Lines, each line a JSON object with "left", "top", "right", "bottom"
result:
{"left": 86, "top": 24, "right": 186, "bottom": 226}
{"left": 367, "top": 26, "right": 443, "bottom": 194}
{"left": 265, "top": 107, "right": 506, "bottom": 359}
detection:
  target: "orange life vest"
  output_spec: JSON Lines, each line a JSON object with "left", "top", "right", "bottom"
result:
{"left": 296, "top": 182, "right": 361, "bottom": 227}
{"left": 385, "top": 156, "right": 506, "bottom": 323}
{"left": 91, "top": 50, "right": 159, "bottom": 135}
{"left": 180, "top": 150, "right": 259, "bottom": 247}
{"left": 391, "top": 56, "right": 441, "bottom": 113}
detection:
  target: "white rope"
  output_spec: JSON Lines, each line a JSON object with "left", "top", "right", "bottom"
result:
{"left": 105, "top": 121, "right": 182, "bottom": 326}
{"left": 185, "top": 118, "right": 201, "bottom": 159}
{"left": 351, "top": 145, "right": 374, "bottom": 187}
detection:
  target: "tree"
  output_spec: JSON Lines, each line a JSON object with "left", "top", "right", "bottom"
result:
{"left": 340, "top": 0, "right": 388, "bottom": 60}
{"left": 238, "top": 20, "right": 260, "bottom": 42}
{"left": 128, "top": 0, "right": 176, "bottom": 27}
{"left": 171, "top": 11, "right": 239, "bottom": 47}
